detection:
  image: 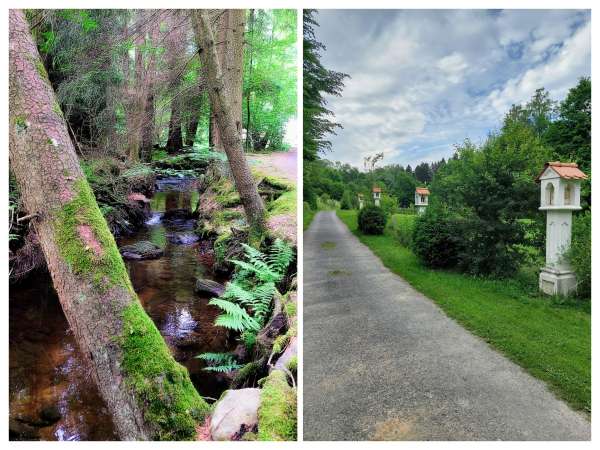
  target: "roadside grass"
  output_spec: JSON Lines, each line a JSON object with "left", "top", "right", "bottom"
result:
{"left": 303, "top": 202, "right": 317, "bottom": 230}
{"left": 336, "top": 209, "right": 591, "bottom": 414}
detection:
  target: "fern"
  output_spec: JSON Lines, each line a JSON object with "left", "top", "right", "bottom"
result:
{"left": 268, "top": 239, "right": 294, "bottom": 275}
{"left": 195, "top": 352, "right": 243, "bottom": 372}
{"left": 209, "top": 298, "right": 260, "bottom": 332}
{"left": 208, "top": 239, "right": 295, "bottom": 345}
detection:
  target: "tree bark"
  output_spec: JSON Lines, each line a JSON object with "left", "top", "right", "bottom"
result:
{"left": 192, "top": 10, "right": 266, "bottom": 234}
{"left": 9, "top": 10, "right": 208, "bottom": 441}
{"left": 209, "top": 10, "right": 245, "bottom": 152}
{"left": 166, "top": 96, "right": 183, "bottom": 153}
{"left": 245, "top": 9, "right": 255, "bottom": 151}
{"left": 185, "top": 116, "right": 199, "bottom": 147}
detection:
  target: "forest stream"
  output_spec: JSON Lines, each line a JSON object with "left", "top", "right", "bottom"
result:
{"left": 9, "top": 177, "right": 234, "bottom": 441}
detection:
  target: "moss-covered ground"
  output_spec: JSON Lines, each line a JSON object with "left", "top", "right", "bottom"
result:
{"left": 257, "top": 371, "right": 297, "bottom": 441}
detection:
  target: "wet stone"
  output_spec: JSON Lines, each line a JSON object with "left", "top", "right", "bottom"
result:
{"left": 119, "top": 241, "right": 163, "bottom": 260}
{"left": 195, "top": 279, "right": 226, "bottom": 297}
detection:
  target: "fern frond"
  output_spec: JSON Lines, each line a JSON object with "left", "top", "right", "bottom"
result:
{"left": 195, "top": 352, "right": 243, "bottom": 372}
{"left": 267, "top": 239, "right": 294, "bottom": 275}
{"left": 209, "top": 298, "right": 261, "bottom": 331}
{"left": 222, "top": 281, "right": 255, "bottom": 306}
{"left": 230, "top": 259, "right": 280, "bottom": 283}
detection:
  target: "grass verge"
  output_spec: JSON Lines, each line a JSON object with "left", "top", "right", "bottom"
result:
{"left": 336, "top": 209, "right": 590, "bottom": 414}
{"left": 303, "top": 202, "right": 317, "bottom": 231}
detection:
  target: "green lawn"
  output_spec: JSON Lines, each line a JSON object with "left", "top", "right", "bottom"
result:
{"left": 337, "top": 209, "right": 591, "bottom": 414}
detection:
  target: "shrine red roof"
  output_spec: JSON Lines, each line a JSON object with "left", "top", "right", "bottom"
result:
{"left": 416, "top": 187, "right": 430, "bottom": 195}
{"left": 372, "top": 187, "right": 382, "bottom": 193}
{"left": 535, "top": 162, "right": 588, "bottom": 182}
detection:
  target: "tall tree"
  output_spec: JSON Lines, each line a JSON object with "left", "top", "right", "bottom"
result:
{"left": 545, "top": 77, "right": 591, "bottom": 173}
{"left": 192, "top": 9, "right": 266, "bottom": 234}
{"left": 209, "top": 9, "right": 245, "bottom": 151}
{"left": 9, "top": 9, "right": 207, "bottom": 440}
{"left": 303, "top": 9, "right": 348, "bottom": 161}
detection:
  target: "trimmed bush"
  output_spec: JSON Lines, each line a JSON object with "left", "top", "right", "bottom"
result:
{"left": 568, "top": 211, "right": 591, "bottom": 298}
{"left": 412, "top": 206, "right": 464, "bottom": 269}
{"left": 357, "top": 205, "right": 386, "bottom": 235}
{"left": 388, "top": 213, "right": 416, "bottom": 247}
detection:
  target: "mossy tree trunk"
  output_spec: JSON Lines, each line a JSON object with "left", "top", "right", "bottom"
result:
{"left": 9, "top": 9, "right": 208, "bottom": 441}
{"left": 192, "top": 9, "right": 266, "bottom": 234}
{"left": 166, "top": 96, "right": 183, "bottom": 154}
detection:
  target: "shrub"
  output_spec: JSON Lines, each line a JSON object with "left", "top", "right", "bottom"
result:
{"left": 568, "top": 211, "right": 591, "bottom": 298}
{"left": 358, "top": 205, "right": 386, "bottom": 235}
{"left": 388, "top": 213, "right": 416, "bottom": 247}
{"left": 340, "top": 190, "right": 355, "bottom": 210}
{"left": 412, "top": 206, "right": 464, "bottom": 269}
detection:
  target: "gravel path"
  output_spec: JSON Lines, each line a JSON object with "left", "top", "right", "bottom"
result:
{"left": 303, "top": 211, "right": 590, "bottom": 441}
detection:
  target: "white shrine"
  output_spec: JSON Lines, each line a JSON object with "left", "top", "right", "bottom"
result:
{"left": 415, "top": 187, "right": 430, "bottom": 215}
{"left": 372, "top": 186, "right": 382, "bottom": 207}
{"left": 358, "top": 193, "right": 364, "bottom": 210}
{"left": 536, "top": 162, "right": 587, "bottom": 296}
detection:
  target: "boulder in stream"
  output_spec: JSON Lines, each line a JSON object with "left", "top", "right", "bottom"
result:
{"left": 195, "top": 278, "right": 226, "bottom": 297}
{"left": 210, "top": 388, "right": 261, "bottom": 440}
{"left": 119, "top": 241, "right": 164, "bottom": 260}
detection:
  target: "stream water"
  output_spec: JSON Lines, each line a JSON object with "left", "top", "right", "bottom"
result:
{"left": 9, "top": 177, "right": 233, "bottom": 441}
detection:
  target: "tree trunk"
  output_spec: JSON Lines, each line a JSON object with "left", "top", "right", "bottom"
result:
{"left": 9, "top": 10, "right": 208, "bottom": 441}
{"left": 245, "top": 9, "right": 255, "bottom": 151}
{"left": 209, "top": 10, "right": 245, "bottom": 152}
{"left": 140, "top": 17, "right": 160, "bottom": 162}
{"left": 126, "top": 14, "right": 145, "bottom": 162}
{"left": 192, "top": 10, "right": 266, "bottom": 234}
{"left": 185, "top": 116, "right": 199, "bottom": 147}
{"left": 166, "top": 96, "right": 183, "bottom": 153}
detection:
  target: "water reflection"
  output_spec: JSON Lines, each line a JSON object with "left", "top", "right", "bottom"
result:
{"left": 9, "top": 177, "right": 232, "bottom": 441}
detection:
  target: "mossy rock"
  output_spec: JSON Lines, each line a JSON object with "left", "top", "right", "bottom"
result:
{"left": 257, "top": 370, "right": 297, "bottom": 441}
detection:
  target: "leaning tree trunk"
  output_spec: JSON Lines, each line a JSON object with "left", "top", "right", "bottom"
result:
{"left": 9, "top": 10, "right": 208, "bottom": 441}
{"left": 192, "top": 10, "right": 266, "bottom": 234}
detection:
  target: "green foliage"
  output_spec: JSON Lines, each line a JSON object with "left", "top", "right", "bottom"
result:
{"left": 303, "top": 202, "right": 317, "bottom": 230}
{"left": 244, "top": 10, "right": 297, "bottom": 151}
{"left": 303, "top": 10, "right": 349, "bottom": 161}
{"left": 357, "top": 205, "right": 386, "bottom": 235}
{"left": 545, "top": 77, "right": 591, "bottom": 174}
{"left": 257, "top": 370, "right": 297, "bottom": 441}
{"left": 412, "top": 205, "right": 464, "bottom": 269}
{"left": 198, "top": 239, "right": 295, "bottom": 369}
{"left": 121, "top": 302, "right": 209, "bottom": 440}
{"left": 430, "top": 120, "right": 551, "bottom": 277}
{"left": 388, "top": 213, "right": 416, "bottom": 247}
{"left": 340, "top": 190, "right": 355, "bottom": 210}
{"left": 195, "top": 353, "right": 243, "bottom": 373}
{"left": 337, "top": 209, "right": 590, "bottom": 413}
{"left": 568, "top": 212, "right": 591, "bottom": 298}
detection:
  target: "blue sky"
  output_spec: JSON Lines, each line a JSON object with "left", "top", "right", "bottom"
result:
{"left": 314, "top": 9, "right": 591, "bottom": 169}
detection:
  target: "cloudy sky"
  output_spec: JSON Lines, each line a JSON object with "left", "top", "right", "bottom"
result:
{"left": 314, "top": 9, "right": 591, "bottom": 169}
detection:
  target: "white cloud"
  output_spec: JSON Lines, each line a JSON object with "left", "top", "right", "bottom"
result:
{"left": 314, "top": 9, "right": 590, "bottom": 169}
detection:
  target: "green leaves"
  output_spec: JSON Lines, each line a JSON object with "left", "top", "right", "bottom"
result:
{"left": 195, "top": 352, "right": 243, "bottom": 373}
{"left": 209, "top": 298, "right": 260, "bottom": 332}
